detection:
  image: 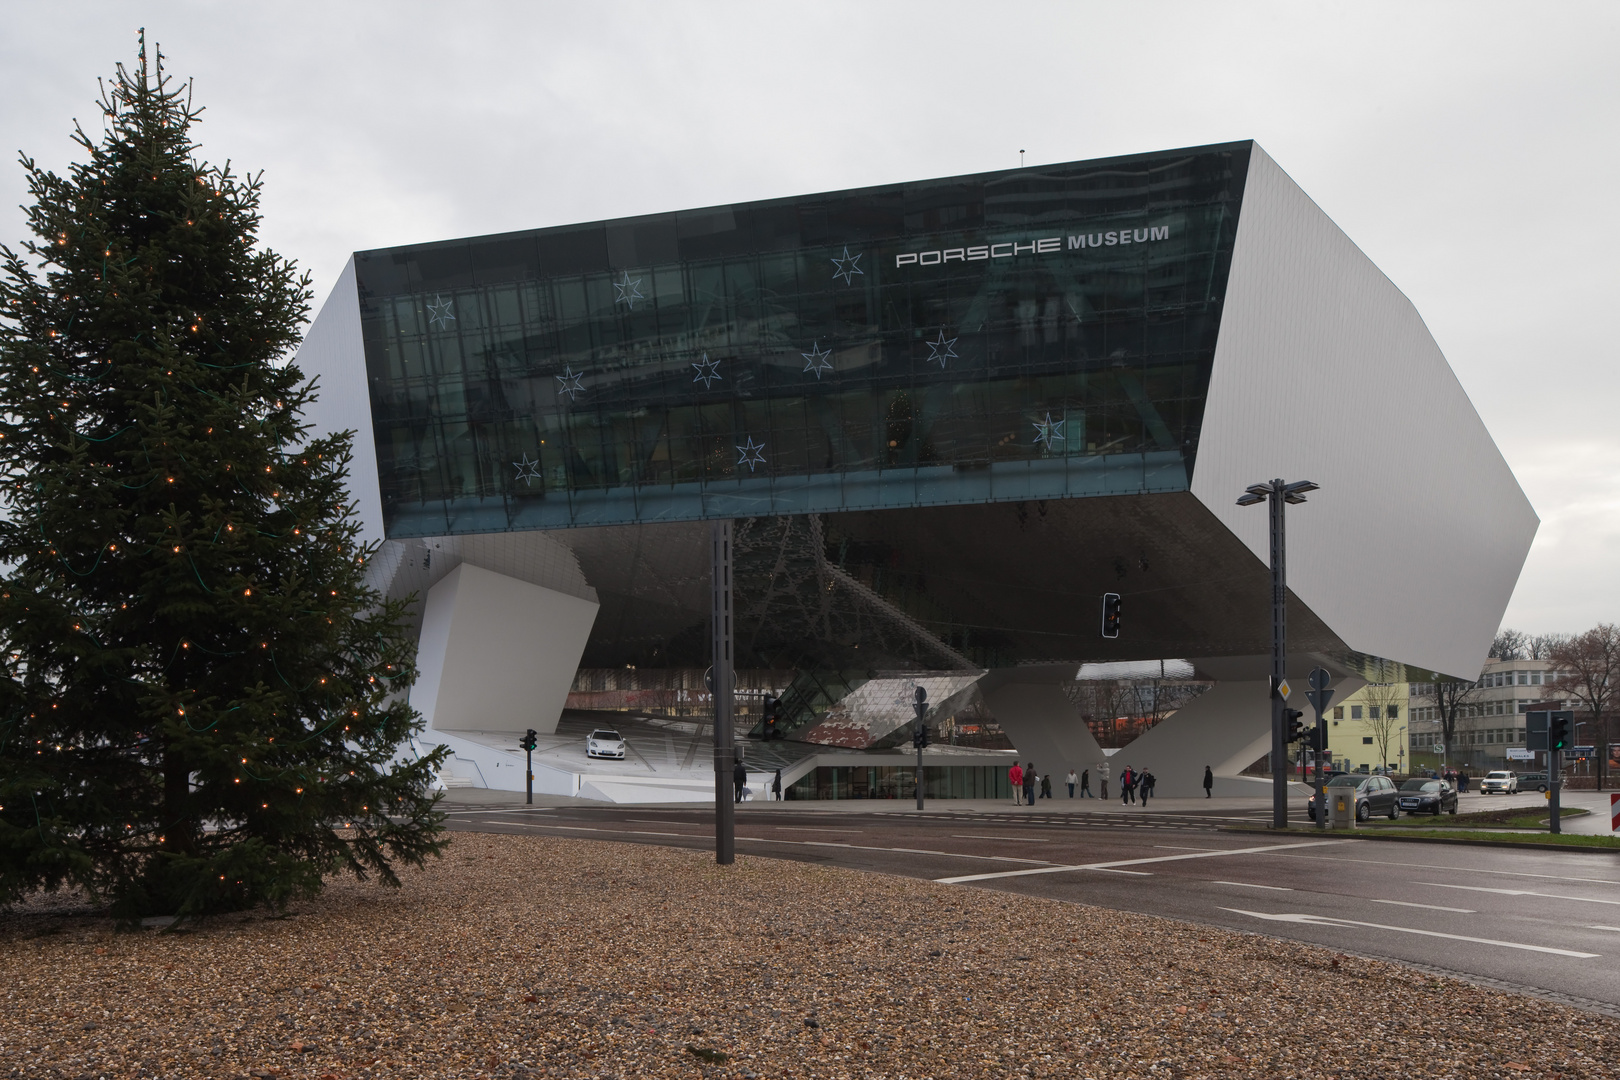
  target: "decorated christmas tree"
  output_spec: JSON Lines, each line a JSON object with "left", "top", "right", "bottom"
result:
{"left": 0, "top": 33, "right": 446, "bottom": 922}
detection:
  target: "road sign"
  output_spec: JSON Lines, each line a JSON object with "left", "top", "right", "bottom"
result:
{"left": 1506, "top": 747, "right": 1534, "bottom": 761}
{"left": 1611, "top": 793, "right": 1619, "bottom": 833}
{"left": 1308, "top": 667, "right": 1330, "bottom": 691}
{"left": 1276, "top": 677, "right": 1291, "bottom": 700}
{"left": 1306, "top": 688, "right": 1334, "bottom": 712}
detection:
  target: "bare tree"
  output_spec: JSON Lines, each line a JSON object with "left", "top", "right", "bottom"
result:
{"left": 1529, "top": 633, "right": 1568, "bottom": 660}
{"left": 1361, "top": 682, "right": 1407, "bottom": 769}
{"left": 1425, "top": 677, "right": 1484, "bottom": 767}
{"left": 1550, "top": 624, "right": 1619, "bottom": 789}
{"left": 1491, "top": 628, "right": 1528, "bottom": 660}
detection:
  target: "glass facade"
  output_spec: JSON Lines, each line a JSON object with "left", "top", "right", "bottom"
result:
{"left": 785, "top": 764, "right": 1014, "bottom": 801}
{"left": 354, "top": 142, "right": 1250, "bottom": 538}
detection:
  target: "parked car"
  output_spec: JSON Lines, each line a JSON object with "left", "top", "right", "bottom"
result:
{"left": 1479, "top": 770, "right": 1519, "bottom": 794}
{"left": 1308, "top": 773, "right": 1401, "bottom": 822}
{"left": 1396, "top": 778, "right": 1458, "bottom": 815}
{"left": 586, "top": 729, "right": 626, "bottom": 760}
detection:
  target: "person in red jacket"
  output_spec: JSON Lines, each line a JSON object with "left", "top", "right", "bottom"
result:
{"left": 1009, "top": 762, "right": 1024, "bottom": 805}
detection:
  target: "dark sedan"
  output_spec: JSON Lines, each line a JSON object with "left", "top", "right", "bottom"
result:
{"left": 1307, "top": 774, "right": 1401, "bottom": 822}
{"left": 1396, "top": 778, "right": 1458, "bottom": 815}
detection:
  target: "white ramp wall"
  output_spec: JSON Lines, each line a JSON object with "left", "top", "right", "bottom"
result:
{"left": 1192, "top": 144, "right": 1537, "bottom": 680}
{"left": 412, "top": 563, "right": 599, "bottom": 737}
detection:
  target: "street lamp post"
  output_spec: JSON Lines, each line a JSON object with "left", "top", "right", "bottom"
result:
{"left": 1237, "top": 478, "right": 1319, "bottom": 830}
{"left": 710, "top": 520, "right": 736, "bottom": 865}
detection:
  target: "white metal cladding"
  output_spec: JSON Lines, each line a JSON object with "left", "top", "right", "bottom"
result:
{"left": 292, "top": 257, "right": 385, "bottom": 547}
{"left": 1191, "top": 144, "right": 1537, "bottom": 680}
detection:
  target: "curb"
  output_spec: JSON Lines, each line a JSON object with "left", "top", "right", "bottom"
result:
{"left": 1222, "top": 827, "right": 1620, "bottom": 855}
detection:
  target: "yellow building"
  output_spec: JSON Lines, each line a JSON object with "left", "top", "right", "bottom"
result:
{"left": 1322, "top": 681, "right": 1411, "bottom": 774}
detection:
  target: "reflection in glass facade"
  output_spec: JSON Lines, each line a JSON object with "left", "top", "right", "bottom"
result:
{"left": 354, "top": 143, "right": 1250, "bottom": 538}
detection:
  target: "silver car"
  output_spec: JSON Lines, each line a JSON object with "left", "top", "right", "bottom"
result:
{"left": 586, "top": 729, "right": 626, "bottom": 760}
{"left": 1479, "top": 770, "right": 1518, "bottom": 794}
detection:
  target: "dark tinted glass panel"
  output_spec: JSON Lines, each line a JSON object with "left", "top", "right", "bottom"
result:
{"left": 355, "top": 142, "right": 1251, "bottom": 537}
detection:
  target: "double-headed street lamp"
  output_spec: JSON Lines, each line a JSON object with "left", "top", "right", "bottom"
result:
{"left": 1237, "top": 478, "right": 1318, "bottom": 829}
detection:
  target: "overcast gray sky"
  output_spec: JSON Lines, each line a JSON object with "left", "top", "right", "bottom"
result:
{"left": 3, "top": 1, "right": 1615, "bottom": 635}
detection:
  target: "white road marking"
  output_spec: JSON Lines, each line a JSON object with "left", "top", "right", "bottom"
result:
{"left": 1272, "top": 851, "right": 1620, "bottom": 887}
{"left": 934, "top": 839, "right": 1346, "bottom": 884}
{"left": 775, "top": 826, "right": 864, "bottom": 833}
{"left": 1093, "top": 868, "right": 1153, "bottom": 876}
{"left": 953, "top": 834, "right": 1049, "bottom": 842}
{"left": 1154, "top": 845, "right": 1222, "bottom": 852}
{"left": 1419, "top": 883, "right": 1620, "bottom": 906}
{"left": 1368, "top": 899, "right": 1476, "bottom": 913}
{"left": 493, "top": 822, "right": 1054, "bottom": 866}
{"left": 1588, "top": 926, "right": 1620, "bottom": 933}
{"left": 1213, "top": 881, "right": 1292, "bottom": 891}
{"left": 1220, "top": 908, "right": 1600, "bottom": 958}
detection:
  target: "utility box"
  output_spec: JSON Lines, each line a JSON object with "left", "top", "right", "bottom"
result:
{"left": 1328, "top": 788, "right": 1357, "bottom": 829}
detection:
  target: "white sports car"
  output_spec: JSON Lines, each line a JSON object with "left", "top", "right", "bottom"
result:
{"left": 586, "top": 729, "right": 626, "bottom": 760}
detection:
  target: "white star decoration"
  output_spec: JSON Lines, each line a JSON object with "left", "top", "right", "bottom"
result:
{"left": 1033, "top": 413, "right": 1066, "bottom": 447}
{"left": 735, "top": 436, "right": 766, "bottom": 472}
{"left": 801, "top": 341, "right": 833, "bottom": 379}
{"left": 692, "top": 353, "right": 723, "bottom": 388}
{"left": 612, "top": 271, "right": 644, "bottom": 309}
{"left": 512, "top": 453, "right": 543, "bottom": 486}
{"left": 555, "top": 366, "right": 585, "bottom": 401}
{"left": 925, "top": 329, "right": 958, "bottom": 368}
{"left": 426, "top": 295, "right": 456, "bottom": 330}
{"left": 830, "top": 246, "right": 864, "bottom": 285}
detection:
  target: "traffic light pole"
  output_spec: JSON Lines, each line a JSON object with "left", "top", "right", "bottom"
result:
{"left": 1550, "top": 748, "right": 1562, "bottom": 835}
{"left": 711, "top": 519, "right": 736, "bottom": 865}
{"left": 526, "top": 744, "right": 533, "bottom": 805}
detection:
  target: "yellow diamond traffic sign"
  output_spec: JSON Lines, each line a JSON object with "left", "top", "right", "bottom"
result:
{"left": 1277, "top": 678, "right": 1291, "bottom": 700}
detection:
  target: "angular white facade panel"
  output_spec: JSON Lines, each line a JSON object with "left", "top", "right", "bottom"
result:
{"left": 1192, "top": 145, "right": 1537, "bottom": 679}
{"left": 292, "top": 258, "right": 384, "bottom": 547}
{"left": 410, "top": 563, "right": 599, "bottom": 736}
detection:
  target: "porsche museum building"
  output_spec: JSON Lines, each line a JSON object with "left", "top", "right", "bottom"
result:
{"left": 295, "top": 140, "right": 1537, "bottom": 801}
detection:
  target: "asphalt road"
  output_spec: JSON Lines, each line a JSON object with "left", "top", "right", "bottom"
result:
{"left": 443, "top": 799, "right": 1620, "bottom": 1016}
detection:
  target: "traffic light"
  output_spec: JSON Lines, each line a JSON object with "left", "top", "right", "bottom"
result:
{"left": 912, "top": 722, "right": 930, "bottom": 750}
{"left": 1101, "top": 593, "right": 1122, "bottom": 639}
{"left": 1549, "top": 713, "right": 1570, "bottom": 751}
{"left": 519, "top": 729, "right": 538, "bottom": 752}
{"left": 762, "top": 695, "right": 781, "bottom": 740}
{"left": 1284, "top": 709, "right": 1305, "bottom": 743}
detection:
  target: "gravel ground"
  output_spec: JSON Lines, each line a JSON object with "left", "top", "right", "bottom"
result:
{"left": 1, "top": 831, "right": 1615, "bottom": 1080}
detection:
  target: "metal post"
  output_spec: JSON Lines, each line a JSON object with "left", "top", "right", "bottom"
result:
{"left": 1269, "top": 479, "right": 1288, "bottom": 830}
{"left": 1550, "top": 748, "right": 1562, "bottom": 835}
{"left": 526, "top": 745, "right": 533, "bottom": 806}
{"left": 711, "top": 519, "right": 736, "bottom": 865}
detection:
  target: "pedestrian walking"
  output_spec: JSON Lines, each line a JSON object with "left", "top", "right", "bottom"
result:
{"left": 1009, "top": 762, "right": 1024, "bottom": 805}
{"left": 1203, "top": 765, "right": 1214, "bottom": 798}
{"left": 1023, "top": 762, "right": 1037, "bottom": 807}
{"left": 1098, "top": 761, "right": 1109, "bottom": 800}
{"left": 1066, "top": 769, "right": 1078, "bottom": 798}
{"left": 1139, "top": 770, "right": 1153, "bottom": 807}
{"left": 1041, "top": 773, "right": 1053, "bottom": 799}
{"left": 1080, "top": 768, "right": 1092, "bottom": 797}
{"left": 1121, "top": 766, "right": 1136, "bottom": 805}
{"left": 772, "top": 768, "right": 783, "bottom": 802}
{"left": 1458, "top": 770, "right": 1470, "bottom": 794}
{"left": 733, "top": 758, "right": 748, "bottom": 803}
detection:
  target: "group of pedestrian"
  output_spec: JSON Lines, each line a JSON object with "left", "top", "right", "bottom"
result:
{"left": 1014, "top": 762, "right": 1221, "bottom": 804}
{"left": 1443, "top": 768, "right": 1470, "bottom": 793}
{"left": 1009, "top": 762, "right": 1058, "bottom": 804}
{"left": 731, "top": 762, "right": 785, "bottom": 802}
{"left": 1117, "top": 765, "right": 1157, "bottom": 805}
{"left": 1063, "top": 768, "right": 1094, "bottom": 797}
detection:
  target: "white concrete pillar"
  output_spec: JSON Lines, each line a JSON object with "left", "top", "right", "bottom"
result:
{"left": 411, "top": 562, "right": 599, "bottom": 738}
